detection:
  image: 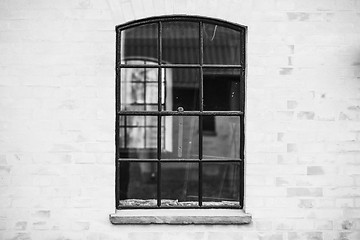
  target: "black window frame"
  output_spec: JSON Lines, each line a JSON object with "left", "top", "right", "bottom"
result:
{"left": 115, "top": 15, "right": 247, "bottom": 210}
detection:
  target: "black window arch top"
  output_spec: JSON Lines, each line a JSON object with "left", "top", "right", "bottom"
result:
{"left": 115, "top": 16, "right": 246, "bottom": 210}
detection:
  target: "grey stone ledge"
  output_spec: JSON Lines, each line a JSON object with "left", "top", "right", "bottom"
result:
{"left": 109, "top": 209, "right": 252, "bottom": 225}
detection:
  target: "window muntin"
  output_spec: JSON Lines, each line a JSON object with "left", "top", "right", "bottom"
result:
{"left": 116, "top": 16, "right": 245, "bottom": 209}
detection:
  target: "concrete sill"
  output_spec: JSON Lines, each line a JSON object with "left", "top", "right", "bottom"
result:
{"left": 109, "top": 209, "right": 252, "bottom": 225}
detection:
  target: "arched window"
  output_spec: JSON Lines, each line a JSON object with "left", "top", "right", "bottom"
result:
{"left": 115, "top": 16, "right": 246, "bottom": 211}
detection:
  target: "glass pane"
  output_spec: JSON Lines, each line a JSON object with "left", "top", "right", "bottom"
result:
{"left": 145, "top": 128, "right": 157, "bottom": 148}
{"left": 164, "top": 68, "right": 200, "bottom": 111}
{"left": 119, "top": 116, "right": 158, "bottom": 159}
{"left": 119, "top": 162, "right": 157, "bottom": 207}
{"left": 121, "top": 23, "right": 158, "bottom": 62}
{"left": 203, "top": 68, "right": 241, "bottom": 111}
{"left": 161, "top": 162, "right": 198, "bottom": 205}
{"left": 120, "top": 115, "right": 145, "bottom": 126}
{"left": 203, "top": 116, "right": 240, "bottom": 159}
{"left": 162, "top": 21, "right": 199, "bottom": 64}
{"left": 120, "top": 67, "right": 159, "bottom": 111}
{"left": 162, "top": 116, "right": 199, "bottom": 159}
{"left": 203, "top": 162, "right": 240, "bottom": 202}
{"left": 203, "top": 24, "right": 241, "bottom": 65}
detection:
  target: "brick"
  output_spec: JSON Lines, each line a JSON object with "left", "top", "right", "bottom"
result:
{"left": 32, "top": 153, "right": 72, "bottom": 164}
{"left": 256, "top": 220, "right": 273, "bottom": 231}
{"left": 276, "top": 0, "right": 295, "bottom": 10}
{"left": 341, "top": 220, "right": 354, "bottom": 230}
{"left": 256, "top": 232, "right": 283, "bottom": 240}
{"left": 32, "top": 221, "right": 49, "bottom": 230}
{"left": 128, "top": 232, "right": 164, "bottom": 240}
{"left": 297, "top": 111, "right": 315, "bottom": 120}
{"left": 72, "top": 153, "right": 96, "bottom": 164}
{"left": 314, "top": 199, "right": 336, "bottom": 209}
{"left": 207, "top": 232, "right": 243, "bottom": 240}
{"left": 306, "top": 209, "right": 343, "bottom": 219}
{"left": 32, "top": 176, "right": 53, "bottom": 186}
{"left": 324, "top": 187, "right": 360, "bottom": 197}
{"left": 287, "top": 143, "right": 298, "bottom": 153}
{"left": 287, "top": 100, "right": 298, "bottom": 110}
{"left": 2, "top": 233, "right": 31, "bottom": 240}
{"left": 31, "top": 210, "right": 50, "bottom": 219}
{"left": 72, "top": 221, "right": 90, "bottom": 231}
{"left": 307, "top": 166, "right": 324, "bottom": 175}
{"left": 315, "top": 220, "right": 333, "bottom": 230}
{"left": 287, "top": 188, "right": 323, "bottom": 197}
{"left": 274, "top": 219, "right": 295, "bottom": 230}
{"left": 295, "top": 220, "right": 315, "bottom": 230}
{"left": 14, "top": 221, "right": 27, "bottom": 231}
{"left": 298, "top": 199, "right": 315, "bottom": 209}
{"left": 0, "top": 220, "right": 6, "bottom": 230}
{"left": 335, "top": 198, "right": 354, "bottom": 208}
{"left": 288, "top": 232, "right": 322, "bottom": 240}
{"left": 11, "top": 197, "right": 35, "bottom": 208}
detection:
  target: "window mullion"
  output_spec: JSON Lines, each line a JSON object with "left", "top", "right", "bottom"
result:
{"left": 157, "top": 21, "right": 162, "bottom": 207}
{"left": 115, "top": 29, "right": 121, "bottom": 209}
{"left": 240, "top": 29, "right": 246, "bottom": 208}
{"left": 239, "top": 115, "right": 245, "bottom": 207}
{"left": 198, "top": 21, "right": 204, "bottom": 207}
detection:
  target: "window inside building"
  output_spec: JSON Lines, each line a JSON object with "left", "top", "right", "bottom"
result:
{"left": 115, "top": 16, "right": 246, "bottom": 209}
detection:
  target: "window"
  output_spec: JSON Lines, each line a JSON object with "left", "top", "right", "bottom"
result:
{"left": 111, "top": 16, "right": 249, "bottom": 224}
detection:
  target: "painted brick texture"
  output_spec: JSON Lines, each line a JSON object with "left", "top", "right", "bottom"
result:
{"left": 0, "top": 0, "right": 360, "bottom": 239}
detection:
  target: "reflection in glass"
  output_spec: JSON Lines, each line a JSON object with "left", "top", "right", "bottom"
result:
{"left": 120, "top": 63, "right": 171, "bottom": 111}
{"left": 161, "top": 163, "right": 198, "bottom": 203}
{"left": 203, "top": 68, "right": 241, "bottom": 111}
{"left": 120, "top": 63, "right": 160, "bottom": 111}
{"left": 162, "top": 22, "right": 199, "bottom": 64}
{"left": 203, "top": 116, "right": 240, "bottom": 159}
{"left": 164, "top": 68, "right": 200, "bottom": 111}
{"left": 203, "top": 162, "right": 240, "bottom": 202}
{"left": 121, "top": 23, "right": 158, "bottom": 62}
{"left": 119, "top": 116, "right": 157, "bottom": 159}
{"left": 203, "top": 23, "right": 241, "bottom": 65}
{"left": 162, "top": 116, "right": 199, "bottom": 159}
{"left": 119, "top": 162, "right": 157, "bottom": 206}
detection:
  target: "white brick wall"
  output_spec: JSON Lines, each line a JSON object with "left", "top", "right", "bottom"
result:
{"left": 0, "top": 0, "right": 360, "bottom": 239}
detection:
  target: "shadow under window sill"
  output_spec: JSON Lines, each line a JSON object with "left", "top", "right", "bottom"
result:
{"left": 109, "top": 209, "right": 252, "bottom": 225}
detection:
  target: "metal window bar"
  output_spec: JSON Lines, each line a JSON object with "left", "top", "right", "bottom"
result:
{"left": 198, "top": 21, "right": 204, "bottom": 206}
{"left": 143, "top": 62, "right": 147, "bottom": 148}
{"left": 157, "top": 21, "right": 162, "bottom": 207}
{"left": 116, "top": 16, "right": 246, "bottom": 209}
{"left": 117, "top": 159, "right": 242, "bottom": 163}
{"left": 115, "top": 30, "right": 121, "bottom": 209}
{"left": 117, "top": 111, "right": 243, "bottom": 116}
{"left": 118, "top": 64, "right": 243, "bottom": 68}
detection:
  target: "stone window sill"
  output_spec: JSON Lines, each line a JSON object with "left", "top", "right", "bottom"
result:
{"left": 109, "top": 209, "right": 252, "bottom": 225}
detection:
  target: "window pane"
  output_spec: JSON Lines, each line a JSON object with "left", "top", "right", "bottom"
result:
{"left": 162, "top": 21, "right": 199, "bottom": 64}
{"left": 162, "top": 116, "right": 199, "bottom": 159}
{"left": 120, "top": 115, "right": 145, "bottom": 126}
{"left": 119, "top": 116, "right": 158, "bottom": 159}
{"left": 203, "top": 116, "right": 241, "bottom": 159}
{"left": 161, "top": 162, "right": 198, "bottom": 205}
{"left": 203, "top": 162, "right": 240, "bottom": 202}
{"left": 203, "top": 68, "right": 241, "bottom": 111}
{"left": 120, "top": 67, "right": 159, "bottom": 111}
{"left": 119, "top": 162, "right": 157, "bottom": 207}
{"left": 164, "top": 68, "right": 200, "bottom": 111}
{"left": 121, "top": 23, "right": 158, "bottom": 62}
{"left": 203, "top": 24, "right": 241, "bottom": 65}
